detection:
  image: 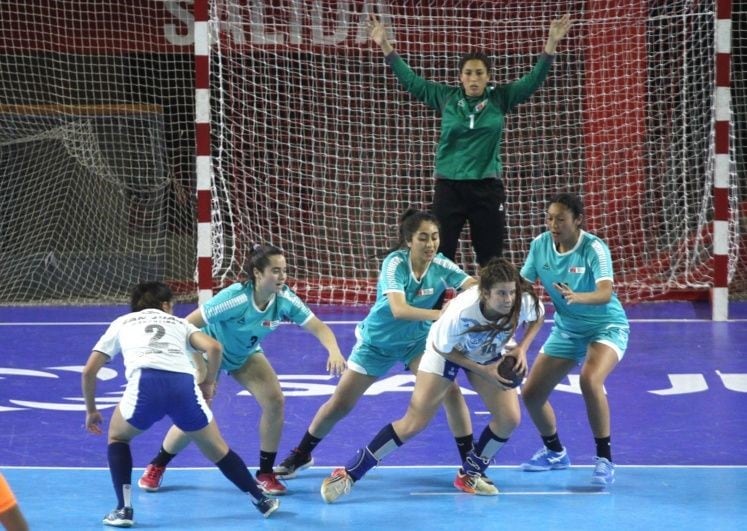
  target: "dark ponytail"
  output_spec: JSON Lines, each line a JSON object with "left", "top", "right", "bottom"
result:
{"left": 130, "top": 281, "right": 173, "bottom": 312}
{"left": 383, "top": 208, "right": 440, "bottom": 255}
{"left": 243, "top": 243, "right": 284, "bottom": 286}
{"left": 463, "top": 257, "right": 541, "bottom": 338}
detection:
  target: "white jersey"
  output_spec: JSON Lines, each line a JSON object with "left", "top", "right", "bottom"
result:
{"left": 92, "top": 308, "right": 201, "bottom": 380}
{"left": 426, "top": 286, "right": 543, "bottom": 365}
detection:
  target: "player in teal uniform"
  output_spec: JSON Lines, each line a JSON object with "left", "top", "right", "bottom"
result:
{"left": 520, "top": 193, "right": 629, "bottom": 486}
{"left": 319, "top": 258, "right": 545, "bottom": 503}
{"left": 368, "top": 14, "right": 571, "bottom": 265}
{"left": 275, "top": 210, "right": 491, "bottom": 493}
{"left": 138, "top": 244, "right": 346, "bottom": 496}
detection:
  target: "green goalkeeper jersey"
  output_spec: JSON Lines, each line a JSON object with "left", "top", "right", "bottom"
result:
{"left": 385, "top": 52, "right": 554, "bottom": 181}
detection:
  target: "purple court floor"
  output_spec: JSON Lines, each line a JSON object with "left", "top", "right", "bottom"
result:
{"left": 1, "top": 301, "right": 746, "bottom": 529}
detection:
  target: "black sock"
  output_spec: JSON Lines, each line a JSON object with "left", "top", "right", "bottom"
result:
{"left": 542, "top": 433, "right": 564, "bottom": 453}
{"left": 595, "top": 436, "right": 612, "bottom": 461}
{"left": 216, "top": 449, "right": 264, "bottom": 501}
{"left": 297, "top": 431, "right": 322, "bottom": 456}
{"left": 455, "top": 435, "right": 474, "bottom": 464}
{"left": 151, "top": 446, "right": 177, "bottom": 467}
{"left": 258, "top": 450, "right": 277, "bottom": 475}
{"left": 108, "top": 442, "right": 132, "bottom": 509}
{"left": 474, "top": 425, "right": 508, "bottom": 458}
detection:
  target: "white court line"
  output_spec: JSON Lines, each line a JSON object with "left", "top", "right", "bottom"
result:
{"left": 411, "top": 491, "right": 610, "bottom": 496}
{"left": 4, "top": 464, "right": 743, "bottom": 470}
{"left": 2, "top": 317, "right": 747, "bottom": 326}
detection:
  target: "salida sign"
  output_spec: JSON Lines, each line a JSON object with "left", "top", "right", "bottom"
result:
{"left": 166, "top": 0, "right": 394, "bottom": 48}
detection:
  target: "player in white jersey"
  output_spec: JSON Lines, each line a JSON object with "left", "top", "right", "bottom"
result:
{"left": 275, "top": 210, "right": 485, "bottom": 492}
{"left": 319, "top": 258, "right": 545, "bottom": 503}
{"left": 82, "top": 282, "right": 279, "bottom": 527}
{"left": 138, "top": 244, "right": 346, "bottom": 496}
{"left": 519, "top": 193, "right": 630, "bottom": 486}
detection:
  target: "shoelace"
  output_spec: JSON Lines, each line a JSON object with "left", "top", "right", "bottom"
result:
{"left": 331, "top": 470, "right": 351, "bottom": 494}
{"left": 144, "top": 467, "right": 161, "bottom": 480}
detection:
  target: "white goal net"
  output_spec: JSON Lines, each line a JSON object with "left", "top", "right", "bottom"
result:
{"left": 0, "top": 3, "right": 196, "bottom": 303}
{"left": 0, "top": 1, "right": 743, "bottom": 305}
{"left": 208, "top": 0, "right": 742, "bottom": 304}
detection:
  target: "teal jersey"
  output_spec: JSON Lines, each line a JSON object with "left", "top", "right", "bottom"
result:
{"left": 521, "top": 231, "right": 629, "bottom": 334}
{"left": 385, "top": 52, "right": 554, "bottom": 181}
{"left": 200, "top": 282, "right": 313, "bottom": 369}
{"left": 357, "top": 249, "right": 471, "bottom": 349}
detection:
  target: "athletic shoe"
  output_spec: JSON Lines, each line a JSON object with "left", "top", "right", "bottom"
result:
{"left": 102, "top": 507, "right": 134, "bottom": 527}
{"left": 521, "top": 447, "right": 571, "bottom": 471}
{"left": 138, "top": 464, "right": 166, "bottom": 492}
{"left": 320, "top": 467, "right": 353, "bottom": 503}
{"left": 453, "top": 471, "right": 499, "bottom": 496}
{"left": 274, "top": 449, "right": 315, "bottom": 479}
{"left": 256, "top": 471, "right": 287, "bottom": 495}
{"left": 462, "top": 451, "right": 491, "bottom": 478}
{"left": 253, "top": 496, "right": 280, "bottom": 518}
{"left": 591, "top": 456, "right": 615, "bottom": 486}
{"left": 481, "top": 473, "right": 494, "bottom": 485}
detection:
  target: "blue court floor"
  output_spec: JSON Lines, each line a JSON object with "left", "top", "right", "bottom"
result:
{"left": 2, "top": 465, "right": 745, "bottom": 530}
{"left": 1, "top": 301, "right": 746, "bottom": 530}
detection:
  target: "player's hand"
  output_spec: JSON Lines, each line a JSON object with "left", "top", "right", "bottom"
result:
{"left": 502, "top": 344, "right": 528, "bottom": 375}
{"left": 368, "top": 14, "right": 387, "bottom": 45}
{"left": 327, "top": 351, "right": 347, "bottom": 377}
{"left": 474, "top": 361, "right": 505, "bottom": 387}
{"left": 199, "top": 380, "right": 217, "bottom": 401}
{"left": 493, "top": 358, "right": 518, "bottom": 388}
{"left": 548, "top": 14, "right": 572, "bottom": 43}
{"left": 553, "top": 282, "right": 578, "bottom": 305}
{"left": 85, "top": 410, "right": 103, "bottom": 435}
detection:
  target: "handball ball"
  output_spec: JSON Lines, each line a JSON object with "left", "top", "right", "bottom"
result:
{"left": 497, "top": 356, "right": 523, "bottom": 388}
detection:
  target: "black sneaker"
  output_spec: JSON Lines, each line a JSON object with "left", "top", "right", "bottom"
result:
{"left": 103, "top": 507, "right": 134, "bottom": 527}
{"left": 273, "top": 448, "right": 314, "bottom": 479}
{"left": 253, "top": 496, "right": 280, "bottom": 518}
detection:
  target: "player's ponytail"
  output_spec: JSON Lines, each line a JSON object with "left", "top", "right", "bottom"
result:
{"left": 381, "top": 208, "right": 440, "bottom": 256}
{"left": 549, "top": 193, "right": 584, "bottom": 223}
{"left": 462, "top": 258, "right": 537, "bottom": 338}
{"left": 130, "top": 281, "right": 173, "bottom": 312}
{"left": 243, "top": 244, "right": 284, "bottom": 286}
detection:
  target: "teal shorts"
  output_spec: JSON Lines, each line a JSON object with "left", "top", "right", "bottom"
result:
{"left": 217, "top": 345, "right": 263, "bottom": 374}
{"left": 347, "top": 338, "right": 426, "bottom": 377}
{"left": 541, "top": 325, "right": 629, "bottom": 362}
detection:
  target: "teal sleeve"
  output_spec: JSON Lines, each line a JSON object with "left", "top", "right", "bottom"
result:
{"left": 520, "top": 240, "right": 539, "bottom": 282}
{"left": 385, "top": 52, "right": 454, "bottom": 110}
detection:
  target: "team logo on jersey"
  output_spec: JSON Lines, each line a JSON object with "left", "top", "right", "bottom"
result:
{"left": 568, "top": 267, "right": 586, "bottom": 274}
{"left": 417, "top": 288, "right": 434, "bottom": 296}
{"left": 262, "top": 320, "right": 280, "bottom": 329}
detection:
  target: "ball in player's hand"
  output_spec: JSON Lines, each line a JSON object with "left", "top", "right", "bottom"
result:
{"left": 496, "top": 356, "right": 523, "bottom": 388}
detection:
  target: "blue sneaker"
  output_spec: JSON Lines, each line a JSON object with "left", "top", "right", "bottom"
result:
{"left": 253, "top": 496, "right": 280, "bottom": 518}
{"left": 521, "top": 447, "right": 571, "bottom": 471}
{"left": 591, "top": 457, "right": 615, "bottom": 486}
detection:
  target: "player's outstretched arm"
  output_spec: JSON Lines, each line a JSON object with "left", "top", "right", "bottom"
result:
{"left": 81, "top": 351, "right": 109, "bottom": 435}
{"left": 544, "top": 14, "right": 572, "bottom": 54}
{"left": 368, "top": 14, "right": 394, "bottom": 55}
{"left": 304, "top": 317, "right": 347, "bottom": 376}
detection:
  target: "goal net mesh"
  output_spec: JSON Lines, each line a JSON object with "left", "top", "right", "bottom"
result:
{"left": 0, "top": 1, "right": 743, "bottom": 304}
{"left": 209, "top": 0, "right": 742, "bottom": 304}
